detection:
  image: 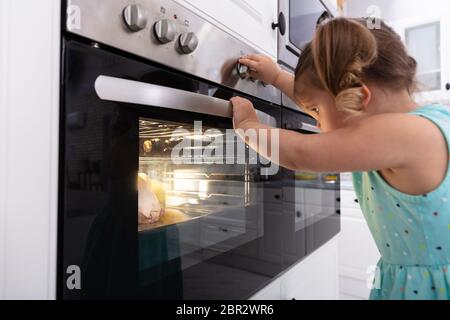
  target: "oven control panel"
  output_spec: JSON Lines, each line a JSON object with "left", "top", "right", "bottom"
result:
{"left": 66, "top": 0, "right": 281, "bottom": 105}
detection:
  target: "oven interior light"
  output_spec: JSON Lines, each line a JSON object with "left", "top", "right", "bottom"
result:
{"left": 138, "top": 172, "right": 147, "bottom": 180}
{"left": 186, "top": 134, "right": 205, "bottom": 140}
{"left": 172, "top": 171, "right": 209, "bottom": 199}
{"left": 167, "top": 196, "right": 186, "bottom": 206}
{"left": 188, "top": 198, "right": 199, "bottom": 205}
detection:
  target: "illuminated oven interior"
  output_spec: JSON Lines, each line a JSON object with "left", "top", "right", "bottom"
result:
{"left": 138, "top": 118, "right": 255, "bottom": 232}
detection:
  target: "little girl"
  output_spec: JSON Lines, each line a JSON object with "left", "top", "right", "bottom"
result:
{"left": 231, "top": 17, "right": 450, "bottom": 300}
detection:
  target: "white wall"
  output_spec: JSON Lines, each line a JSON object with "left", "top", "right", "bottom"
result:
{"left": 0, "top": 0, "right": 60, "bottom": 299}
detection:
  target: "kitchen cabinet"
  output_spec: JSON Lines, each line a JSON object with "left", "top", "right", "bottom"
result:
{"left": 390, "top": 15, "right": 450, "bottom": 105}
{"left": 173, "top": 0, "right": 278, "bottom": 57}
{"left": 338, "top": 174, "right": 380, "bottom": 300}
{"left": 0, "top": 0, "right": 60, "bottom": 299}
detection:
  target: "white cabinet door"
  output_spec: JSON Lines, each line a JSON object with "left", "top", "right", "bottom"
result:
{"left": 341, "top": 189, "right": 360, "bottom": 210}
{"left": 174, "top": 0, "right": 278, "bottom": 57}
{"left": 339, "top": 213, "right": 381, "bottom": 299}
{"left": 339, "top": 212, "right": 380, "bottom": 279}
{"left": 390, "top": 15, "right": 450, "bottom": 105}
{"left": 339, "top": 174, "right": 381, "bottom": 299}
{"left": 280, "top": 237, "right": 339, "bottom": 300}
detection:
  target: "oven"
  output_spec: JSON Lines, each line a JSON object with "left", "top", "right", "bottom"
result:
{"left": 281, "top": 108, "right": 340, "bottom": 255}
{"left": 60, "top": 38, "right": 285, "bottom": 299}
{"left": 60, "top": 0, "right": 339, "bottom": 300}
{"left": 275, "top": 0, "right": 337, "bottom": 70}
{"left": 61, "top": 0, "right": 286, "bottom": 300}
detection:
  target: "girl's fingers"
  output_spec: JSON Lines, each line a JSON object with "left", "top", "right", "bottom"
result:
{"left": 244, "top": 54, "right": 262, "bottom": 61}
{"left": 230, "top": 97, "right": 242, "bottom": 105}
{"left": 248, "top": 70, "right": 258, "bottom": 78}
{"left": 238, "top": 58, "right": 259, "bottom": 69}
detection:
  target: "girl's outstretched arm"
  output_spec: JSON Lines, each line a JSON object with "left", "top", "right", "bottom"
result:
{"left": 231, "top": 97, "right": 446, "bottom": 174}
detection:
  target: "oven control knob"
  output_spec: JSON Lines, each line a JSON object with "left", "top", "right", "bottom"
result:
{"left": 154, "top": 19, "right": 177, "bottom": 44}
{"left": 123, "top": 4, "right": 148, "bottom": 31}
{"left": 179, "top": 32, "right": 199, "bottom": 54}
{"left": 236, "top": 62, "right": 249, "bottom": 79}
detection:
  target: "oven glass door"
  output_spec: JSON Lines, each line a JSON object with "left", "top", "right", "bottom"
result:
{"left": 289, "top": 0, "right": 332, "bottom": 51}
{"left": 281, "top": 108, "right": 340, "bottom": 254}
{"left": 61, "top": 39, "right": 286, "bottom": 299}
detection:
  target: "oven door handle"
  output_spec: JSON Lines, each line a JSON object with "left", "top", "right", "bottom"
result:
{"left": 94, "top": 75, "right": 277, "bottom": 127}
{"left": 300, "top": 122, "right": 321, "bottom": 133}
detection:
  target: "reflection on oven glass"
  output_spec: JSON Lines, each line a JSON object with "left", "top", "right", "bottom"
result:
{"left": 138, "top": 118, "right": 256, "bottom": 234}
{"left": 294, "top": 171, "right": 339, "bottom": 185}
{"left": 290, "top": 0, "right": 327, "bottom": 50}
{"left": 292, "top": 170, "right": 340, "bottom": 228}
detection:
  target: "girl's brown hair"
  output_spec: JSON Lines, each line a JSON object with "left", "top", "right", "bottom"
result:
{"left": 294, "top": 18, "right": 417, "bottom": 114}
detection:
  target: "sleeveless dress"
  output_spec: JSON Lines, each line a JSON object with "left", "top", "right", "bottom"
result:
{"left": 352, "top": 104, "right": 450, "bottom": 300}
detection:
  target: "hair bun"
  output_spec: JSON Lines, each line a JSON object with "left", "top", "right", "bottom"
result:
{"left": 407, "top": 56, "right": 417, "bottom": 70}
{"left": 339, "top": 71, "right": 362, "bottom": 91}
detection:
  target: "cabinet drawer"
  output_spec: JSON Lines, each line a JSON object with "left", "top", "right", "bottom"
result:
{"left": 264, "top": 188, "right": 282, "bottom": 203}
{"left": 339, "top": 216, "right": 380, "bottom": 279}
{"left": 304, "top": 204, "right": 337, "bottom": 227}
{"left": 282, "top": 186, "right": 305, "bottom": 203}
{"left": 282, "top": 202, "right": 305, "bottom": 231}
{"left": 340, "top": 189, "right": 360, "bottom": 209}
{"left": 304, "top": 189, "right": 338, "bottom": 207}
{"left": 284, "top": 188, "right": 338, "bottom": 206}
{"left": 200, "top": 222, "right": 257, "bottom": 251}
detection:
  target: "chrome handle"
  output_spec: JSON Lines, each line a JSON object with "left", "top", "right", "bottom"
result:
{"left": 300, "top": 122, "right": 321, "bottom": 133}
{"left": 94, "top": 76, "right": 277, "bottom": 127}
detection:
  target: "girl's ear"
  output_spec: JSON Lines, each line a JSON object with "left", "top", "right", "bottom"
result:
{"left": 360, "top": 84, "right": 372, "bottom": 110}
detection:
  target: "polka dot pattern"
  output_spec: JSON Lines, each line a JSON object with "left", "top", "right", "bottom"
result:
{"left": 351, "top": 101, "right": 450, "bottom": 300}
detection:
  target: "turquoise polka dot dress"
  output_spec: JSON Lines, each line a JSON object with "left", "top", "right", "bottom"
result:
{"left": 352, "top": 104, "right": 450, "bottom": 300}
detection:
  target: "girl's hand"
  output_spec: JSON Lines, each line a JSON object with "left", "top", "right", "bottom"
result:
{"left": 230, "top": 97, "right": 259, "bottom": 129}
{"left": 238, "top": 54, "right": 282, "bottom": 85}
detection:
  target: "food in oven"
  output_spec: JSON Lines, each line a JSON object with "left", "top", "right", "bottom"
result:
{"left": 138, "top": 173, "right": 165, "bottom": 224}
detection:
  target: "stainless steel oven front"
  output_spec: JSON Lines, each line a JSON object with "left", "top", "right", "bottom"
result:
{"left": 275, "top": 0, "right": 337, "bottom": 70}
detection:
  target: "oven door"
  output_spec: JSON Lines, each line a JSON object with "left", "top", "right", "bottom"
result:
{"left": 277, "top": 0, "right": 334, "bottom": 69}
{"left": 60, "top": 39, "right": 287, "bottom": 299}
{"left": 281, "top": 108, "right": 340, "bottom": 256}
